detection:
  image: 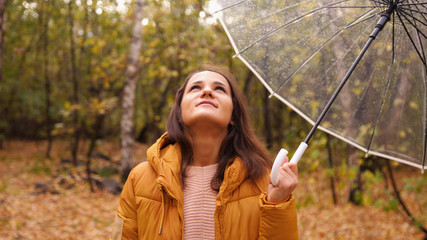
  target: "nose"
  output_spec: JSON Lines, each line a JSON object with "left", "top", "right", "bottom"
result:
{"left": 201, "top": 86, "right": 213, "bottom": 98}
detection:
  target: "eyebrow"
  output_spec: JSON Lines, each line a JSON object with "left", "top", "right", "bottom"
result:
{"left": 190, "top": 80, "right": 227, "bottom": 86}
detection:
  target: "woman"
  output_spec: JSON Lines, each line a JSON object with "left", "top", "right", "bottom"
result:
{"left": 112, "top": 65, "right": 299, "bottom": 240}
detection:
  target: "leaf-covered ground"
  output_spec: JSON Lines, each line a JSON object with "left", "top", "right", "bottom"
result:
{"left": 0, "top": 141, "right": 425, "bottom": 239}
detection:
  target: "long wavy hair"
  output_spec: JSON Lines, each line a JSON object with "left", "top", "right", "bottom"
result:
{"left": 166, "top": 64, "right": 272, "bottom": 191}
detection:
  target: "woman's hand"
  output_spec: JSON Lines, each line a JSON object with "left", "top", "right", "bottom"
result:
{"left": 267, "top": 157, "right": 298, "bottom": 203}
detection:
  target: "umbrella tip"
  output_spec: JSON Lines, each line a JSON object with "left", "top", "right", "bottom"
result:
{"left": 422, "top": 168, "right": 424, "bottom": 174}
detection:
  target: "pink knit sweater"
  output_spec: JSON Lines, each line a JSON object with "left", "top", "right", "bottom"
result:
{"left": 183, "top": 164, "right": 218, "bottom": 240}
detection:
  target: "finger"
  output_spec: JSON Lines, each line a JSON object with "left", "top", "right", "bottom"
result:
{"left": 280, "top": 165, "right": 298, "bottom": 185}
{"left": 287, "top": 162, "right": 298, "bottom": 176}
{"left": 277, "top": 169, "right": 298, "bottom": 191}
{"left": 281, "top": 163, "right": 296, "bottom": 178}
{"left": 278, "top": 166, "right": 296, "bottom": 183}
{"left": 281, "top": 156, "right": 289, "bottom": 166}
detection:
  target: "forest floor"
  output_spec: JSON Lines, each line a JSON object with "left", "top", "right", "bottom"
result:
{"left": 0, "top": 140, "right": 425, "bottom": 240}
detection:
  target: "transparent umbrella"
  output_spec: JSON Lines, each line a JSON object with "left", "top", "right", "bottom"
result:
{"left": 209, "top": 0, "right": 427, "bottom": 183}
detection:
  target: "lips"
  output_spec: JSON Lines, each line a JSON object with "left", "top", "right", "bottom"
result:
{"left": 196, "top": 100, "right": 217, "bottom": 108}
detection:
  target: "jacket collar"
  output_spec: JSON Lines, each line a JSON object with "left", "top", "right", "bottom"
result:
{"left": 147, "top": 133, "right": 250, "bottom": 203}
{"left": 147, "top": 133, "right": 183, "bottom": 200}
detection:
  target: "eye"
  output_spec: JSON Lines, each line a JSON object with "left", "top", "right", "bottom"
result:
{"left": 189, "top": 85, "right": 200, "bottom": 92}
{"left": 215, "top": 86, "right": 226, "bottom": 92}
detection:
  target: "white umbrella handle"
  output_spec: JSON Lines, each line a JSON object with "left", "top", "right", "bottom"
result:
{"left": 270, "top": 149, "right": 288, "bottom": 186}
{"left": 270, "top": 142, "right": 308, "bottom": 186}
{"left": 290, "top": 142, "right": 308, "bottom": 164}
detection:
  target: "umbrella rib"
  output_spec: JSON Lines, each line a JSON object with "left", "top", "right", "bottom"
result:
{"left": 396, "top": 10, "right": 427, "bottom": 65}
{"left": 307, "top": 14, "right": 380, "bottom": 88}
{"left": 397, "top": 7, "right": 427, "bottom": 170}
{"left": 399, "top": 6, "right": 427, "bottom": 15}
{"left": 407, "top": 2, "right": 427, "bottom": 65}
{"left": 397, "top": 9, "right": 427, "bottom": 63}
{"left": 210, "top": 0, "right": 247, "bottom": 14}
{"left": 412, "top": 0, "right": 427, "bottom": 22}
{"left": 366, "top": 15, "right": 396, "bottom": 155}
{"left": 410, "top": 1, "right": 427, "bottom": 24}
{"left": 399, "top": 3, "right": 427, "bottom": 8}
{"left": 248, "top": 0, "right": 314, "bottom": 25}
{"left": 410, "top": 1, "right": 427, "bottom": 170}
{"left": 399, "top": 2, "right": 426, "bottom": 5}
{"left": 371, "top": 0, "right": 389, "bottom": 5}
{"left": 234, "top": 0, "right": 355, "bottom": 56}
{"left": 411, "top": 0, "right": 427, "bottom": 11}
{"left": 269, "top": 9, "right": 381, "bottom": 97}
{"left": 423, "top": 55, "right": 427, "bottom": 171}
{"left": 398, "top": 9, "right": 427, "bottom": 38}
{"left": 328, "top": 6, "right": 380, "bottom": 9}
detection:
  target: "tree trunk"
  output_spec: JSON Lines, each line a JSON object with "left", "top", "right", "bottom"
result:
{"left": 86, "top": 114, "right": 105, "bottom": 192}
{"left": 42, "top": 0, "right": 52, "bottom": 158}
{"left": 0, "top": 0, "right": 7, "bottom": 149}
{"left": 263, "top": 88, "right": 273, "bottom": 149}
{"left": 326, "top": 134, "right": 337, "bottom": 205}
{"left": 68, "top": 0, "right": 80, "bottom": 166}
{"left": 327, "top": 8, "right": 362, "bottom": 205}
{"left": 78, "top": 0, "right": 88, "bottom": 79}
{"left": 348, "top": 145, "right": 362, "bottom": 204}
{"left": 120, "top": 0, "right": 145, "bottom": 182}
{"left": 0, "top": 0, "right": 7, "bottom": 84}
{"left": 243, "top": 70, "right": 253, "bottom": 97}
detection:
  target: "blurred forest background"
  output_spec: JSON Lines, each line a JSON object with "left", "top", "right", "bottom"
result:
{"left": 0, "top": 0, "right": 426, "bottom": 239}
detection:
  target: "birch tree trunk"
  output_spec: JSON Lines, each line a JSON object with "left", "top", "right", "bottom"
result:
{"left": 120, "top": 0, "right": 145, "bottom": 182}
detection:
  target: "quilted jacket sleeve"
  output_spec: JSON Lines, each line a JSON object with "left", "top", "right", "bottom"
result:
{"left": 112, "top": 170, "right": 138, "bottom": 240}
{"left": 258, "top": 193, "right": 299, "bottom": 240}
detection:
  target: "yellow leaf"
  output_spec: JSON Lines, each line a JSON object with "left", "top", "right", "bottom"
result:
{"left": 64, "top": 101, "right": 71, "bottom": 110}
{"left": 409, "top": 101, "right": 418, "bottom": 110}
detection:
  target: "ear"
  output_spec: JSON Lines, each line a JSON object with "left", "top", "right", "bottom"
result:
{"left": 230, "top": 120, "right": 235, "bottom": 125}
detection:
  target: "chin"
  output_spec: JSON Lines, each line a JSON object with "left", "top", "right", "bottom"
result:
{"left": 184, "top": 114, "right": 230, "bottom": 130}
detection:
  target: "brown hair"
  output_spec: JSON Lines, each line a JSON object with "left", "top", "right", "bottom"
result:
{"left": 166, "top": 64, "right": 272, "bottom": 191}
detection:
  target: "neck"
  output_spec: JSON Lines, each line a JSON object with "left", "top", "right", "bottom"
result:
{"left": 186, "top": 127, "right": 227, "bottom": 167}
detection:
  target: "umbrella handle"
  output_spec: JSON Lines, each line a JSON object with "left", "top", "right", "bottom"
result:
{"left": 270, "top": 148, "right": 288, "bottom": 186}
{"left": 270, "top": 143, "right": 308, "bottom": 186}
{"left": 289, "top": 142, "right": 308, "bottom": 164}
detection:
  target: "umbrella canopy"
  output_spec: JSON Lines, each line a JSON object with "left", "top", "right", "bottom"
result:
{"left": 210, "top": 0, "right": 427, "bottom": 171}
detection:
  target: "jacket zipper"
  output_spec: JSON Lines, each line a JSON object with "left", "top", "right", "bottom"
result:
{"left": 158, "top": 182, "right": 184, "bottom": 237}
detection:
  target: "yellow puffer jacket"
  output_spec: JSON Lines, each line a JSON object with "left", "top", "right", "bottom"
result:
{"left": 112, "top": 134, "right": 299, "bottom": 240}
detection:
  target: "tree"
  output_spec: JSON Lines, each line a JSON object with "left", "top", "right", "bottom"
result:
{"left": 0, "top": 0, "right": 7, "bottom": 149}
{"left": 0, "top": 0, "right": 6, "bottom": 84}
{"left": 41, "top": 0, "right": 52, "bottom": 158}
{"left": 120, "top": 0, "right": 145, "bottom": 182}
{"left": 68, "top": 0, "right": 80, "bottom": 166}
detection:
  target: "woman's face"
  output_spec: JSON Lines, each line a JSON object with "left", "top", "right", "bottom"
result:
{"left": 181, "top": 71, "right": 233, "bottom": 130}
